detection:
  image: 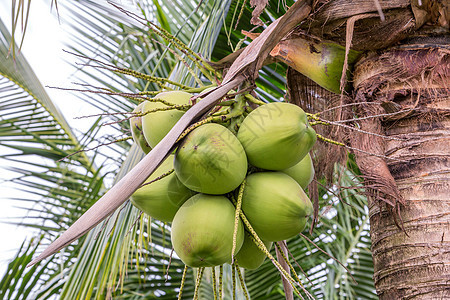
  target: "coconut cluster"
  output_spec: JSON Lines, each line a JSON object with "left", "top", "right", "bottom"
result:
{"left": 129, "top": 92, "right": 315, "bottom": 269}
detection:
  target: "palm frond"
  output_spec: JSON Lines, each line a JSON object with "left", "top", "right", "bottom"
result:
{"left": 0, "top": 236, "right": 50, "bottom": 300}
{"left": 0, "top": 14, "right": 117, "bottom": 299}
{"left": 0, "top": 18, "right": 93, "bottom": 169}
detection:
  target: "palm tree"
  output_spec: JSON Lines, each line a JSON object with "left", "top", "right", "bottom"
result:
{"left": 1, "top": 0, "right": 448, "bottom": 299}
{"left": 281, "top": 1, "right": 449, "bottom": 299}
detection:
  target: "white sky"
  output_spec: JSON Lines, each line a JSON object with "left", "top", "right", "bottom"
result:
{"left": 0, "top": 0, "right": 93, "bottom": 276}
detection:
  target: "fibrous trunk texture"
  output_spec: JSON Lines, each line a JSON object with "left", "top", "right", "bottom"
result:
{"left": 352, "top": 38, "right": 450, "bottom": 299}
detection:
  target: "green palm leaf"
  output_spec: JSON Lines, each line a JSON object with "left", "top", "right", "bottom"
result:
{"left": 0, "top": 18, "right": 93, "bottom": 170}
{"left": 0, "top": 14, "right": 112, "bottom": 299}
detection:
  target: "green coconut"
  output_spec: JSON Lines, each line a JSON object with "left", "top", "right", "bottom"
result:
{"left": 237, "top": 102, "right": 310, "bottom": 170}
{"left": 241, "top": 172, "right": 313, "bottom": 242}
{"left": 174, "top": 123, "right": 247, "bottom": 194}
{"left": 171, "top": 194, "right": 244, "bottom": 267}
{"left": 270, "top": 36, "right": 361, "bottom": 94}
{"left": 297, "top": 126, "right": 317, "bottom": 163}
{"left": 130, "top": 155, "right": 194, "bottom": 222}
{"left": 281, "top": 153, "right": 315, "bottom": 190}
{"left": 142, "top": 91, "right": 192, "bottom": 148}
{"left": 130, "top": 102, "right": 152, "bottom": 154}
{"left": 235, "top": 232, "right": 272, "bottom": 270}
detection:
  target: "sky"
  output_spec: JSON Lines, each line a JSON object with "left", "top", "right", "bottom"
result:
{"left": 0, "top": 0, "right": 93, "bottom": 276}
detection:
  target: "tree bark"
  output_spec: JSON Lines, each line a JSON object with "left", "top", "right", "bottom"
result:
{"left": 353, "top": 38, "right": 450, "bottom": 299}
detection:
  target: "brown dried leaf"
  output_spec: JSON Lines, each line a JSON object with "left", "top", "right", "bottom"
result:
{"left": 250, "top": 0, "right": 269, "bottom": 26}
{"left": 411, "top": 0, "right": 449, "bottom": 29}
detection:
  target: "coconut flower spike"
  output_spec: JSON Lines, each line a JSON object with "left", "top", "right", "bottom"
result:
{"left": 238, "top": 210, "right": 307, "bottom": 299}
{"left": 219, "top": 265, "right": 224, "bottom": 299}
{"left": 235, "top": 263, "right": 250, "bottom": 300}
{"left": 177, "top": 265, "right": 188, "bottom": 300}
{"left": 212, "top": 267, "right": 218, "bottom": 300}
{"left": 232, "top": 179, "right": 246, "bottom": 262}
{"left": 274, "top": 241, "right": 304, "bottom": 289}
{"left": 193, "top": 267, "right": 205, "bottom": 300}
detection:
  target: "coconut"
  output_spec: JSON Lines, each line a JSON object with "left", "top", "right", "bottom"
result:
{"left": 270, "top": 36, "right": 361, "bottom": 94}
{"left": 174, "top": 123, "right": 247, "bottom": 194}
{"left": 142, "top": 91, "right": 192, "bottom": 148}
{"left": 235, "top": 232, "right": 272, "bottom": 270}
{"left": 130, "top": 155, "right": 194, "bottom": 222}
{"left": 297, "top": 126, "right": 317, "bottom": 163}
{"left": 237, "top": 102, "right": 310, "bottom": 170}
{"left": 281, "top": 153, "right": 315, "bottom": 189}
{"left": 130, "top": 102, "right": 152, "bottom": 154}
{"left": 241, "top": 172, "right": 313, "bottom": 242}
{"left": 171, "top": 194, "right": 244, "bottom": 267}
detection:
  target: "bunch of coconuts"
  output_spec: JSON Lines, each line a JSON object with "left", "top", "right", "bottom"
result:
{"left": 129, "top": 90, "right": 315, "bottom": 270}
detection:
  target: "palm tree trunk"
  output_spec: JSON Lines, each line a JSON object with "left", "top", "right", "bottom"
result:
{"left": 352, "top": 37, "right": 450, "bottom": 299}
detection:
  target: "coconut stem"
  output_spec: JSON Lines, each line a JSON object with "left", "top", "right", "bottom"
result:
{"left": 160, "top": 42, "right": 205, "bottom": 87}
{"left": 232, "top": 180, "right": 246, "bottom": 261}
{"left": 193, "top": 267, "right": 205, "bottom": 300}
{"left": 176, "top": 93, "right": 249, "bottom": 142}
{"left": 137, "top": 90, "right": 161, "bottom": 96}
{"left": 238, "top": 210, "right": 304, "bottom": 298}
{"left": 219, "top": 265, "right": 223, "bottom": 299}
{"left": 112, "top": 67, "right": 192, "bottom": 90}
{"left": 144, "top": 18, "right": 217, "bottom": 77}
{"left": 147, "top": 96, "right": 192, "bottom": 107}
{"left": 235, "top": 264, "right": 250, "bottom": 300}
{"left": 138, "top": 213, "right": 145, "bottom": 261}
{"left": 212, "top": 267, "right": 218, "bottom": 300}
{"left": 176, "top": 115, "right": 217, "bottom": 142}
{"left": 309, "top": 120, "right": 330, "bottom": 126}
{"left": 185, "top": 84, "right": 218, "bottom": 94}
{"left": 139, "top": 104, "right": 191, "bottom": 117}
{"left": 316, "top": 133, "right": 345, "bottom": 147}
{"left": 139, "top": 169, "right": 174, "bottom": 188}
{"left": 212, "top": 107, "right": 231, "bottom": 116}
{"left": 177, "top": 265, "right": 188, "bottom": 300}
{"left": 175, "top": 113, "right": 235, "bottom": 142}
{"left": 244, "top": 94, "right": 265, "bottom": 106}
{"left": 114, "top": 6, "right": 217, "bottom": 84}
{"left": 161, "top": 223, "right": 167, "bottom": 259}
{"left": 115, "top": 136, "right": 133, "bottom": 143}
